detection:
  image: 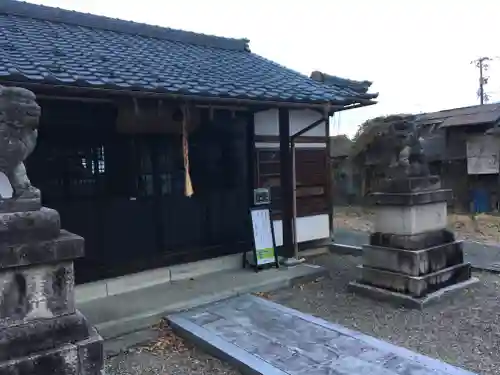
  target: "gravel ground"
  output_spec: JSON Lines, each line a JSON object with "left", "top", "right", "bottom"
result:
{"left": 269, "top": 253, "right": 500, "bottom": 375}
{"left": 105, "top": 323, "right": 240, "bottom": 375}
{"left": 104, "top": 253, "right": 500, "bottom": 374}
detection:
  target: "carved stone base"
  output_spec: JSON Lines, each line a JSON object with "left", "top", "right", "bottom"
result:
{"left": 376, "top": 175, "right": 441, "bottom": 193}
{"left": 0, "top": 230, "right": 84, "bottom": 270}
{"left": 0, "top": 311, "right": 92, "bottom": 361}
{"left": 0, "top": 322, "right": 103, "bottom": 375}
{"left": 357, "top": 262, "right": 472, "bottom": 297}
{"left": 0, "top": 197, "right": 41, "bottom": 214}
{"left": 348, "top": 277, "right": 480, "bottom": 309}
{"left": 373, "top": 202, "right": 447, "bottom": 235}
{"left": 361, "top": 241, "right": 464, "bottom": 276}
{"left": 0, "top": 207, "right": 61, "bottom": 245}
{"left": 354, "top": 176, "right": 477, "bottom": 308}
{"left": 0, "top": 212, "right": 102, "bottom": 374}
{"left": 0, "top": 261, "right": 76, "bottom": 329}
{"left": 0, "top": 235, "right": 83, "bottom": 329}
{"left": 370, "top": 229, "right": 456, "bottom": 250}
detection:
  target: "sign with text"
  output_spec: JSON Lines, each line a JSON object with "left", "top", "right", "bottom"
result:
{"left": 466, "top": 135, "right": 499, "bottom": 174}
{"left": 250, "top": 208, "right": 276, "bottom": 265}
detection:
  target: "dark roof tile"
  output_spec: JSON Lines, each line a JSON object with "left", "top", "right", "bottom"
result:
{"left": 0, "top": 1, "right": 377, "bottom": 105}
{"left": 416, "top": 103, "right": 500, "bottom": 128}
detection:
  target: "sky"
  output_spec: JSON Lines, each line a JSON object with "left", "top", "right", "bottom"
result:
{"left": 25, "top": 0, "right": 500, "bottom": 136}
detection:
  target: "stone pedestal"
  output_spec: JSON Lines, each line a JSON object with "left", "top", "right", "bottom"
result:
{"left": 349, "top": 176, "right": 479, "bottom": 309}
{"left": 0, "top": 201, "right": 103, "bottom": 374}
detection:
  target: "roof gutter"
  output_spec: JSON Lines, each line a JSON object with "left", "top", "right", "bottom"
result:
{"left": 0, "top": 80, "right": 377, "bottom": 111}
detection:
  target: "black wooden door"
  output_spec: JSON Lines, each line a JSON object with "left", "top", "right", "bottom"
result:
{"left": 28, "top": 104, "right": 252, "bottom": 283}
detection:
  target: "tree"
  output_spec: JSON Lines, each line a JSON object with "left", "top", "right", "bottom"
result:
{"left": 350, "top": 114, "right": 415, "bottom": 158}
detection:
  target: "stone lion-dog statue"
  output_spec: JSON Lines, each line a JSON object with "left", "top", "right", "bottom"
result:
{"left": 0, "top": 85, "right": 41, "bottom": 200}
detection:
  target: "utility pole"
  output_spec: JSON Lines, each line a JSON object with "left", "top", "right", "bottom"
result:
{"left": 472, "top": 57, "right": 492, "bottom": 105}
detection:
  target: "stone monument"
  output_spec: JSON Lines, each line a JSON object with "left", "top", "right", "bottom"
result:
{"left": 0, "top": 86, "right": 103, "bottom": 374}
{"left": 349, "top": 117, "right": 478, "bottom": 308}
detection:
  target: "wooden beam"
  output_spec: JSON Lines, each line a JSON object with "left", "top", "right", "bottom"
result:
{"left": 246, "top": 112, "right": 256, "bottom": 205}
{"left": 291, "top": 118, "right": 325, "bottom": 140}
{"left": 279, "top": 108, "right": 294, "bottom": 258}
{"left": 3, "top": 80, "right": 377, "bottom": 111}
{"left": 254, "top": 135, "right": 327, "bottom": 144}
{"left": 325, "top": 116, "right": 334, "bottom": 241}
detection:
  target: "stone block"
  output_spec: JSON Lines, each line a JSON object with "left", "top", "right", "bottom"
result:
{"left": 0, "top": 230, "right": 84, "bottom": 270}
{"left": 357, "top": 263, "right": 472, "bottom": 298}
{"left": 0, "top": 262, "right": 75, "bottom": 328}
{"left": 348, "top": 277, "right": 480, "bottom": 309}
{"left": 362, "top": 241, "right": 464, "bottom": 276}
{"left": 0, "top": 207, "right": 60, "bottom": 245}
{"left": 0, "top": 311, "right": 90, "bottom": 361}
{"left": 0, "top": 324, "right": 103, "bottom": 375}
{"left": 376, "top": 175, "right": 441, "bottom": 193}
{"left": 0, "top": 197, "right": 41, "bottom": 214}
{"left": 370, "top": 228, "right": 456, "bottom": 250}
{"left": 369, "top": 189, "right": 452, "bottom": 206}
{"left": 374, "top": 202, "right": 447, "bottom": 235}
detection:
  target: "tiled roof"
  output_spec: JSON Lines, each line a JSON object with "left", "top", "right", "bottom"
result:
{"left": 0, "top": 1, "right": 378, "bottom": 106}
{"left": 416, "top": 103, "right": 500, "bottom": 128}
{"left": 310, "top": 71, "right": 374, "bottom": 97}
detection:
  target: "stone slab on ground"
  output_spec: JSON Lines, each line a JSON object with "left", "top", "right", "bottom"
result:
{"left": 168, "top": 294, "right": 476, "bottom": 375}
{"left": 79, "top": 263, "right": 327, "bottom": 341}
{"left": 332, "top": 228, "right": 500, "bottom": 272}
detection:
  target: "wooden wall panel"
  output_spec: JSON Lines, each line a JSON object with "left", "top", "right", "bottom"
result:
{"left": 255, "top": 148, "right": 328, "bottom": 219}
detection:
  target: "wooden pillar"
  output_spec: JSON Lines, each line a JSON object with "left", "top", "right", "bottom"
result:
{"left": 279, "top": 107, "right": 294, "bottom": 258}
{"left": 246, "top": 111, "right": 256, "bottom": 206}
{"left": 325, "top": 115, "right": 334, "bottom": 241}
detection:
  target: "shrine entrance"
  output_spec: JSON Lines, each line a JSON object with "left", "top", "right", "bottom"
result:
{"left": 27, "top": 98, "right": 253, "bottom": 284}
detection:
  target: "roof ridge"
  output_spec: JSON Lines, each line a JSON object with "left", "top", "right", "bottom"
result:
{"left": 249, "top": 53, "right": 379, "bottom": 101}
{"left": 423, "top": 102, "right": 500, "bottom": 116}
{"left": 0, "top": 0, "right": 250, "bottom": 51}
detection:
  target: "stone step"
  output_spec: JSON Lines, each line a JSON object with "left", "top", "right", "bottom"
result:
{"left": 168, "top": 294, "right": 476, "bottom": 375}
{"left": 78, "top": 263, "right": 327, "bottom": 340}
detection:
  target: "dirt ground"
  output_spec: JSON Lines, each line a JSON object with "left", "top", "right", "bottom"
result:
{"left": 333, "top": 205, "right": 500, "bottom": 245}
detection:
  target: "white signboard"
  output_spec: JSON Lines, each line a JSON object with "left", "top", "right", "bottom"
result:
{"left": 466, "top": 135, "right": 499, "bottom": 175}
{"left": 250, "top": 208, "right": 276, "bottom": 265}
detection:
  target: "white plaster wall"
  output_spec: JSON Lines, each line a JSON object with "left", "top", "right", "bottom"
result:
{"left": 254, "top": 109, "right": 327, "bottom": 149}
{"left": 272, "top": 214, "right": 330, "bottom": 246}
{"left": 254, "top": 109, "right": 327, "bottom": 138}
{"left": 255, "top": 109, "right": 330, "bottom": 244}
